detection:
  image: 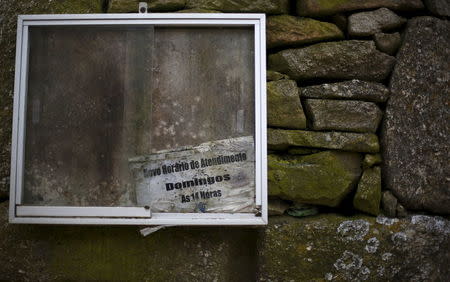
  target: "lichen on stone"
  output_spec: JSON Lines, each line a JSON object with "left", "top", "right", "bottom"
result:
{"left": 337, "top": 219, "right": 370, "bottom": 241}
{"left": 364, "top": 237, "right": 380, "bottom": 253}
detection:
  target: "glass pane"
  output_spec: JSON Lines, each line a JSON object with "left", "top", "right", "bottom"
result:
{"left": 23, "top": 25, "right": 255, "bottom": 212}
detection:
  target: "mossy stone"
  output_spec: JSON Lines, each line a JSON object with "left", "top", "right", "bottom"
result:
{"left": 108, "top": 0, "right": 138, "bottom": 13}
{"left": 353, "top": 166, "right": 382, "bottom": 215}
{"left": 268, "top": 197, "right": 290, "bottom": 216}
{"left": 258, "top": 214, "right": 450, "bottom": 281}
{"left": 267, "top": 80, "right": 306, "bottom": 129}
{"left": 287, "top": 147, "right": 321, "bottom": 155}
{"left": 268, "top": 151, "right": 361, "bottom": 207}
{"left": 268, "top": 128, "right": 380, "bottom": 153}
{"left": 268, "top": 40, "right": 396, "bottom": 82}
{"left": 0, "top": 202, "right": 258, "bottom": 281}
{"left": 266, "top": 70, "right": 289, "bottom": 81}
{"left": 267, "top": 15, "right": 343, "bottom": 48}
{"left": 186, "top": 0, "right": 289, "bottom": 14}
{"left": 300, "top": 79, "right": 390, "bottom": 103}
{"left": 296, "top": 0, "right": 424, "bottom": 17}
{"left": 362, "top": 153, "right": 382, "bottom": 168}
{"left": 303, "top": 99, "right": 383, "bottom": 133}
{"left": 176, "top": 8, "right": 220, "bottom": 12}
{"left": 148, "top": 0, "right": 186, "bottom": 11}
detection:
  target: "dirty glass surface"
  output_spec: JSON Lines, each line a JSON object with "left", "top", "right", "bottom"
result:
{"left": 23, "top": 25, "right": 255, "bottom": 212}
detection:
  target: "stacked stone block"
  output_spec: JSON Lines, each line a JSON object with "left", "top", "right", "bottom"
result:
{"left": 262, "top": 1, "right": 448, "bottom": 220}
{"left": 266, "top": 5, "right": 408, "bottom": 217}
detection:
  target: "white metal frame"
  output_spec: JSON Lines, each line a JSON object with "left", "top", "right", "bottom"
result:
{"left": 9, "top": 13, "right": 267, "bottom": 226}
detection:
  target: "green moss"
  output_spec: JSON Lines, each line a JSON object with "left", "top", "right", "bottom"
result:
{"left": 267, "top": 15, "right": 344, "bottom": 48}
{"left": 362, "top": 153, "right": 382, "bottom": 168}
{"left": 43, "top": 225, "right": 258, "bottom": 281}
{"left": 108, "top": 0, "right": 138, "bottom": 13}
{"left": 49, "top": 0, "right": 104, "bottom": 13}
{"left": 287, "top": 147, "right": 321, "bottom": 155}
{"left": 266, "top": 70, "right": 289, "bottom": 81}
{"left": 257, "top": 214, "right": 415, "bottom": 281}
{"left": 268, "top": 151, "right": 361, "bottom": 206}
{"left": 315, "top": 0, "right": 350, "bottom": 10}
{"left": 298, "top": 0, "right": 423, "bottom": 17}
{"left": 176, "top": 8, "right": 220, "bottom": 13}
{"left": 267, "top": 80, "right": 307, "bottom": 129}
{"left": 297, "top": 0, "right": 351, "bottom": 16}
{"left": 185, "top": 0, "right": 290, "bottom": 14}
{"left": 149, "top": 0, "right": 186, "bottom": 11}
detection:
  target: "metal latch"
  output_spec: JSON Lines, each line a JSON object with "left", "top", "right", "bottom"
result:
{"left": 139, "top": 2, "right": 148, "bottom": 13}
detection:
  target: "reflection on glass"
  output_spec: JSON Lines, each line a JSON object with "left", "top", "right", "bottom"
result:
{"left": 23, "top": 26, "right": 255, "bottom": 210}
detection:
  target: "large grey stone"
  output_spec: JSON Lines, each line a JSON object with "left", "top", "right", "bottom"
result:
{"left": 268, "top": 128, "right": 380, "bottom": 153}
{"left": 374, "top": 32, "right": 402, "bottom": 55}
{"left": 348, "top": 8, "right": 406, "bottom": 37}
{"left": 424, "top": 0, "right": 450, "bottom": 16}
{"left": 300, "top": 79, "right": 389, "bottom": 102}
{"left": 296, "top": 0, "right": 424, "bottom": 17}
{"left": 268, "top": 40, "right": 395, "bottom": 82}
{"left": 185, "top": 0, "right": 289, "bottom": 14}
{"left": 268, "top": 151, "right": 362, "bottom": 207}
{"left": 267, "top": 80, "right": 306, "bottom": 129}
{"left": 267, "top": 15, "right": 343, "bottom": 49}
{"left": 304, "top": 99, "right": 383, "bottom": 133}
{"left": 258, "top": 214, "right": 450, "bottom": 281}
{"left": 382, "top": 17, "right": 450, "bottom": 214}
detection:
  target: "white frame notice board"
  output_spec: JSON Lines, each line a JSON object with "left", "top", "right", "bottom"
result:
{"left": 9, "top": 13, "right": 267, "bottom": 226}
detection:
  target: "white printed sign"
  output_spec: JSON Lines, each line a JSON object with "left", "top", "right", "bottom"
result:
{"left": 129, "top": 136, "right": 255, "bottom": 213}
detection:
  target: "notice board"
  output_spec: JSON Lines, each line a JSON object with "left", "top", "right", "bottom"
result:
{"left": 10, "top": 14, "right": 267, "bottom": 225}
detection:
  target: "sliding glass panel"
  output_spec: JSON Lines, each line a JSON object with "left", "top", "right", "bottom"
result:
{"left": 24, "top": 26, "right": 154, "bottom": 207}
{"left": 131, "top": 27, "right": 256, "bottom": 213}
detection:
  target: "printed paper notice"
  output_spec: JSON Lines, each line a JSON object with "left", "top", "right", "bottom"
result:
{"left": 129, "top": 136, "right": 255, "bottom": 213}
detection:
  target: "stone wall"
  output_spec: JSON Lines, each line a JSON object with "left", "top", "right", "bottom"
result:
{"left": 0, "top": 0, "right": 448, "bottom": 281}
